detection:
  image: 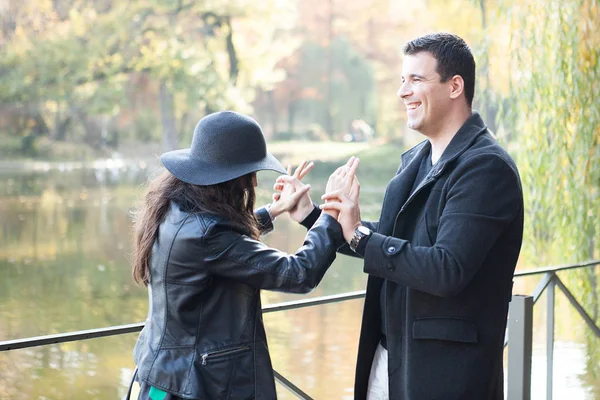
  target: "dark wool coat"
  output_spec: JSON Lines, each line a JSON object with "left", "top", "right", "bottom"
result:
{"left": 354, "top": 112, "right": 524, "bottom": 399}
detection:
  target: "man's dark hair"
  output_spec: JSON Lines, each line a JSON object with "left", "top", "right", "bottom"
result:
{"left": 403, "top": 33, "right": 476, "bottom": 107}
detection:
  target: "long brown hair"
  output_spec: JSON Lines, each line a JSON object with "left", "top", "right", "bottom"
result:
{"left": 132, "top": 170, "right": 260, "bottom": 285}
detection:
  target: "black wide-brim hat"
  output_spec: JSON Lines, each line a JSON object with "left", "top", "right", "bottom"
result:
{"left": 161, "top": 111, "right": 287, "bottom": 185}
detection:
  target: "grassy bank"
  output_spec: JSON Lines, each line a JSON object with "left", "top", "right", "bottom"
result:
{"left": 269, "top": 139, "right": 406, "bottom": 186}
{"left": 0, "top": 135, "right": 407, "bottom": 186}
{"left": 0, "top": 135, "right": 98, "bottom": 161}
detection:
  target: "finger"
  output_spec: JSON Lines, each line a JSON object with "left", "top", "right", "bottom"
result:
{"left": 273, "top": 193, "right": 280, "bottom": 202}
{"left": 287, "top": 164, "right": 292, "bottom": 176}
{"left": 298, "top": 161, "right": 314, "bottom": 180}
{"left": 289, "top": 184, "right": 311, "bottom": 201}
{"left": 319, "top": 201, "right": 348, "bottom": 212}
{"left": 277, "top": 175, "right": 308, "bottom": 191}
{"left": 293, "top": 160, "right": 307, "bottom": 178}
{"left": 276, "top": 175, "right": 296, "bottom": 184}
{"left": 339, "top": 157, "right": 356, "bottom": 176}
{"left": 322, "top": 191, "right": 356, "bottom": 207}
{"left": 319, "top": 201, "right": 343, "bottom": 212}
{"left": 321, "top": 189, "right": 344, "bottom": 201}
{"left": 289, "top": 178, "right": 307, "bottom": 190}
{"left": 347, "top": 157, "right": 360, "bottom": 178}
{"left": 349, "top": 179, "right": 361, "bottom": 201}
{"left": 273, "top": 182, "right": 285, "bottom": 190}
{"left": 345, "top": 174, "right": 359, "bottom": 191}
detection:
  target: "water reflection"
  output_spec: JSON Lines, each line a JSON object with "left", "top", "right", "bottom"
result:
{"left": 0, "top": 160, "right": 597, "bottom": 399}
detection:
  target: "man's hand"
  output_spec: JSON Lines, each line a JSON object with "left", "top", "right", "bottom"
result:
{"left": 321, "top": 156, "right": 360, "bottom": 220}
{"left": 271, "top": 161, "right": 315, "bottom": 221}
{"left": 320, "top": 177, "right": 362, "bottom": 243}
{"left": 325, "top": 156, "right": 360, "bottom": 195}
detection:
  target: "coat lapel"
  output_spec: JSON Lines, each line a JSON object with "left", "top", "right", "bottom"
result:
{"left": 378, "top": 140, "right": 430, "bottom": 234}
{"left": 378, "top": 112, "right": 489, "bottom": 235}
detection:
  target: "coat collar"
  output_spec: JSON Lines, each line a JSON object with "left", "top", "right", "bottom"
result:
{"left": 378, "top": 112, "right": 489, "bottom": 235}
{"left": 395, "top": 112, "right": 488, "bottom": 215}
{"left": 400, "top": 111, "right": 488, "bottom": 177}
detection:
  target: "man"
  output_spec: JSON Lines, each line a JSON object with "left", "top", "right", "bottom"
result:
{"left": 278, "top": 33, "right": 524, "bottom": 399}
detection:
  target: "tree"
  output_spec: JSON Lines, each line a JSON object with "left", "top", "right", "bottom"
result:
{"left": 0, "top": 0, "right": 298, "bottom": 152}
{"left": 505, "top": 0, "right": 600, "bottom": 389}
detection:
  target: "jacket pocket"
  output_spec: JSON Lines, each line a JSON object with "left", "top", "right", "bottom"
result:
{"left": 196, "top": 344, "right": 254, "bottom": 400}
{"left": 412, "top": 317, "right": 478, "bottom": 343}
{"left": 200, "top": 344, "right": 251, "bottom": 365}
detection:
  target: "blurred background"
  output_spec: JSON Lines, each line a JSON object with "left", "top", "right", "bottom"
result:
{"left": 0, "top": 0, "right": 598, "bottom": 398}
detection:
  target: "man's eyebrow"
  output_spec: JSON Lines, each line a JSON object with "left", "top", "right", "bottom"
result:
{"left": 401, "top": 73, "right": 427, "bottom": 80}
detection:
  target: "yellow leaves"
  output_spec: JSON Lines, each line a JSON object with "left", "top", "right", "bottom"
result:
{"left": 13, "top": 25, "right": 27, "bottom": 41}
{"left": 69, "top": 8, "right": 85, "bottom": 36}
{"left": 143, "top": 30, "right": 156, "bottom": 41}
{"left": 67, "top": 6, "right": 98, "bottom": 37}
{"left": 111, "top": 53, "right": 124, "bottom": 66}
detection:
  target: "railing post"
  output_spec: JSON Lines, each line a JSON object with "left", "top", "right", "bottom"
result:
{"left": 507, "top": 295, "right": 534, "bottom": 400}
{"left": 546, "top": 278, "right": 555, "bottom": 400}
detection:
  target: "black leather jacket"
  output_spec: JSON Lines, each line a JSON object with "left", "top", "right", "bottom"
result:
{"left": 133, "top": 202, "right": 344, "bottom": 399}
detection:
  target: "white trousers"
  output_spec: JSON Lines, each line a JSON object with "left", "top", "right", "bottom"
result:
{"left": 366, "top": 343, "right": 389, "bottom": 400}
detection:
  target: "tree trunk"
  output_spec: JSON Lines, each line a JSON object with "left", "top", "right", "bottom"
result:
{"left": 32, "top": 109, "right": 50, "bottom": 136}
{"left": 478, "top": 0, "right": 496, "bottom": 133}
{"left": 267, "top": 90, "right": 277, "bottom": 139}
{"left": 1, "top": 4, "right": 17, "bottom": 41}
{"left": 159, "top": 81, "right": 178, "bottom": 151}
{"left": 288, "top": 101, "right": 296, "bottom": 136}
{"left": 224, "top": 17, "right": 239, "bottom": 85}
{"left": 53, "top": 116, "right": 71, "bottom": 141}
{"left": 178, "top": 111, "right": 189, "bottom": 141}
{"left": 325, "top": 0, "right": 334, "bottom": 138}
{"left": 52, "top": 102, "right": 71, "bottom": 141}
{"left": 69, "top": 106, "right": 102, "bottom": 147}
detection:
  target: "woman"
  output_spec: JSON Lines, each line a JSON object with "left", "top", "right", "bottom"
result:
{"left": 129, "top": 111, "right": 354, "bottom": 400}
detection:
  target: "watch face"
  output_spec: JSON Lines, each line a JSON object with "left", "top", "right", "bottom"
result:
{"left": 357, "top": 226, "right": 371, "bottom": 235}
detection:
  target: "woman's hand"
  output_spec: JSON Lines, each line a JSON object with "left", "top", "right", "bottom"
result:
{"left": 270, "top": 161, "right": 315, "bottom": 221}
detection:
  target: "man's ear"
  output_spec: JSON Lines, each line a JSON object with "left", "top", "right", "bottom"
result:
{"left": 449, "top": 75, "right": 465, "bottom": 100}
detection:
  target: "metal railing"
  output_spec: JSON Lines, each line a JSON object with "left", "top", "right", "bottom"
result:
{"left": 1, "top": 261, "right": 599, "bottom": 399}
{"left": 505, "top": 260, "right": 600, "bottom": 400}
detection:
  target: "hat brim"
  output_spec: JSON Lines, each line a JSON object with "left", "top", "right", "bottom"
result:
{"left": 160, "top": 149, "right": 287, "bottom": 185}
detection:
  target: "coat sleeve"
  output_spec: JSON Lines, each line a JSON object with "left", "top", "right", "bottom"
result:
{"left": 363, "top": 153, "right": 523, "bottom": 297}
{"left": 300, "top": 203, "right": 379, "bottom": 258}
{"left": 203, "top": 213, "right": 345, "bottom": 293}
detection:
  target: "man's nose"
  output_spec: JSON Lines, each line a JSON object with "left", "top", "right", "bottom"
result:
{"left": 397, "top": 82, "right": 411, "bottom": 99}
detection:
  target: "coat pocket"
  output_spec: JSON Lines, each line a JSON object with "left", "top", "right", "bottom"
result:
{"left": 412, "top": 317, "right": 478, "bottom": 343}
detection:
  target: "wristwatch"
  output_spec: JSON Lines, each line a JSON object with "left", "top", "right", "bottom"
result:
{"left": 349, "top": 225, "right": 372, "bottom": 253}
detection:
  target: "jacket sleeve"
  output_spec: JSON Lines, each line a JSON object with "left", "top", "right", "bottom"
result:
{"left": 203, "top": 213, "right": 345, "bottom": 293}
{"left": 254, "top": 206, "right": 274, "bottom": 235}
{"left": 300, "top": 203, "right": 379, "bottom": 258}
{"left": 363, "top": 153, "right": 523, "bottom": 297}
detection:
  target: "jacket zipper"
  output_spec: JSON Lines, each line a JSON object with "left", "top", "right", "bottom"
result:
{"left": 201, "top": 345, "right": 251, "bottom": 366}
